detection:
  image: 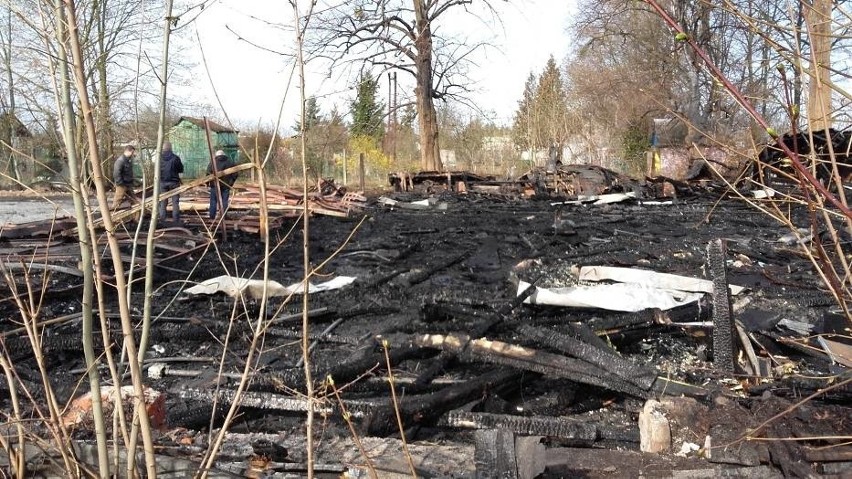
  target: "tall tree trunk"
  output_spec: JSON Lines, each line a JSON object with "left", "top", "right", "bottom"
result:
{"left": 414, "top": 0, "right": 442, "bottom": 171}
{"left": 4, "top": 6, "right": 19, "bottom": 186}
{"left": 806, "top": 0, "right": 833, "bottom": 132}
{"left": 95, "top": 0, "right": 113, "bottom": 165}
{"left": 62, "top": 1, "right": 158, "bottom": 475}
{"left": 53, "top": 0, "right": 109, "bottom": 473}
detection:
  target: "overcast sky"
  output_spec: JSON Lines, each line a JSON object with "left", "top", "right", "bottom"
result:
{"left": 180, "top": 0, "right": 576, "bottom": 131}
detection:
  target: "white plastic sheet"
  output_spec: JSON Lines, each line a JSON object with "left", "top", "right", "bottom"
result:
{"left": 517, "top": 265, "right": 745, "bottom": 312}
{"left": 185, "top": 275, "right": 356, "bottom": 298}
{"left": 519, "top": 280, "right": 703, "bottom": 312}
{"left": 577, "top": 266, "right": 744, "bottom": 295}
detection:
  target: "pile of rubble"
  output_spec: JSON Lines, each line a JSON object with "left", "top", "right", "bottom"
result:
{"left": 0, "top": 181, "right": 850, "bottom": 477}
{"left": 390, "top": 163, "right": 723, "bottom": 202}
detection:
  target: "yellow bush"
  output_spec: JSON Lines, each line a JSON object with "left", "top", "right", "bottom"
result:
{"left": 340, "top": 135, "right": 393, "bottom": 179}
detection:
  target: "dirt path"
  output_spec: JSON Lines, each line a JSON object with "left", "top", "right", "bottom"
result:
{"left": 0, "top": 195, "right": 76, "bottom": 225}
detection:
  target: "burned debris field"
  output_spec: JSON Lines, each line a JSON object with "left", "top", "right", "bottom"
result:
{"left": 1, "top": 179, "right": 851, "bottom": 478}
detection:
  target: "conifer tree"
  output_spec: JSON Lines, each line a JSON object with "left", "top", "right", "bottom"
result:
{"left": 294, "top": 96, "right": 322, "bottom": 133}
{"left": 350, "top": 72, "right": 385, "bottom": 141}
{"left": 512, "top": 72, "right": 538, "bottom": 152}
{"left": 535, "top": 56, "right": 569, "bottom": 160}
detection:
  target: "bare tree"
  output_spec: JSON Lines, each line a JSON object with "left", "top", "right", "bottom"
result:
{"left": 313, "top": 0, "right": 505, "bottom": 172}
{"left": 805, "top": 0, "right": 833, "bottom": 131}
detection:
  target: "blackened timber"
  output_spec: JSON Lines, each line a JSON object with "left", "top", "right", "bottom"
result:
{"left": 565, "top": 321, "right": 622, "bottom": 354}
{"left": 412, "top": 351, "right": 457, "bottom": 389}
{"left": 178, "top": 388, "right": 332, "bottom": 414}
{"left": 707, "top": 239, "right": 737, "bottom": 373}
{"left": 474, "top": 429, "right": 519, "bottom": 479}
{"left": 322, "top": 337, "right": 436, "bottom": 386}
{"left": 361, "top": 369, "right": 520, "bottom": 436}
{"left": 444, "top": 411, "right": 598, "bottom": 445}
{"left": 586, "top": 309, "right": 655, "bottom": 332}
{"left": 474, "top": 351, "right": 649, "bottom": 399}
{"left": 804, "top": 448, "right": 852, "bottom": 462}
{"left": 517, "top": 324, "right": 656, "bottom": 390}
{"left": 248, "top": 340, "right": 435, "bottom": 394}
{"left": 412, "top": 279, "right": 541, "bottom": 388}
{"left": 402, "top": 250, "right": 472, "bottom": 287}
{"left": 267, "top": 307, "right": 333, "bottom": 326}
{"left": 361, "top": 268, "right": 407, "bottom": 289}
{"left": 414, "top": 334, "right": 650, "bottom": 398}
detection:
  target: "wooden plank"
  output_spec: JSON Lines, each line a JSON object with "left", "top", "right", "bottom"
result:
{"left": 474, "top": 429, "right": 518, "bottom": 479}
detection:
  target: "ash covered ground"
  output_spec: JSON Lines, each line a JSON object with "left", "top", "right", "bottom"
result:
{"left": 1, "top": 189, "right": 851, "bottom": 478}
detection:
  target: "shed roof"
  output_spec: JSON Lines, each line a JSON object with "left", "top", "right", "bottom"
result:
{"left": 176, "top": 117, "right": 237, "bottom": 133}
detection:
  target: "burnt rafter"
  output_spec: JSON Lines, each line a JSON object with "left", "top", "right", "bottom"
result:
{"left": 755, "top": 128, "right": 852, "bottom": 186}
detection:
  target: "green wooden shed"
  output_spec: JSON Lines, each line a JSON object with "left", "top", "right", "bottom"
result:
{"left": 167, "top": 117, "right": 239, "bottom": 179}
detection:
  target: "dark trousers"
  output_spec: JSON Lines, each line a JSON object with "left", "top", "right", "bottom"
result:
{"left": 209, "top": 187, "right": 230, "bottom": 219}
{"left": 159, "top": 181, "right": 180, "bottom": 220}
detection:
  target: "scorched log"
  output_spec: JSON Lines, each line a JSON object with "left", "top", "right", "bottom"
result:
{"left": 361, "top": 369, "right": 520, "bottom": 437}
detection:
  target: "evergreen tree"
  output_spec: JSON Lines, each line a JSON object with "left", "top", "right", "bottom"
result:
{"left": 535, "top": 56, "right": 569, "bottom": 159}
{"left": 292, "top": 96, "right": 327, "bottom": 178}
{"left": 294, "top": 96, "right": 322, "bottom": 133}
{"left": 350, "top": 72, "right": 385, "bottom": 141}
{"left": 512, "top": 72, "right": 538, "bottom": 152}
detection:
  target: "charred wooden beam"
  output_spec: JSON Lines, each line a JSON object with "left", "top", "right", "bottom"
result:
{"left": 178, "top": 388, "right": 333, "bottom": 415}
{"left": 266, "top": 307, "right": 334, "bottom": 326}
{"left": 323, "top": 338, "right": 436, "bottom": 387}
{"left": 361, "top": 369, "right": 521, "bottom": 436}
{"left": 414, "top": 333, "right": 650, "bottom": 398}
{"left": 402, "top": 250, "right": 472, "bottom": 287}
{"left": 585, "top": 309, "right": 656, "bottom": 332}
{"left": 517, "top": 324, "right": 656, "bottom": 390}
{"left": 566, "top": 320, "right": 629, "bottom": 352}
{"left": 249, "top": 339, "right": 435, "bottom": 394}
{"left": 804, "top": 448, "right": 852, "bottom": 463}
{"left": 707, "top": 239, "right": 736, "bottom": 373}
{"left": 412, "top": 280, "right": 541, "bottom": 388}
{"left": 474, "top": 429, "right": 518, "bottom": 479}
{"left": 464, "top": 277, "right": 541, "bottom": 339}
{"left": 544, "top": 447, "right": 779, "bottom": 478}
{"left": 443, "top": 411, "right": 598, "bottom": 445}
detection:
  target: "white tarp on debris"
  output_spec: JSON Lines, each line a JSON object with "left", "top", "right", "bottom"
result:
{"left": 580, "top": 192, "right": 636, "bottom": 205}
{"left": 517, "top": 265, "right": 746, "bottom": 312}
{"left": 519, "top": 280, "right": 702, "bottom": 312}
{"left": 552, "top": 192, "right": 637, "bottom": 207}
{"left": 378, "top": 196, "right": 448, "bottom": 210}
{"left": 284, "top": 275, "right": 356, "bottom": 294}
{"left": 577, "top": 266, "right": 745, "bottom": 295}
{"left": 185, "top": 275, "right": 356, "bottom": 298}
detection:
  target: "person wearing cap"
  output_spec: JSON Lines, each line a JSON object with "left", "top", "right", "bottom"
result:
{"left": 206, "top": 150, "right": 237, "bottom": 219}
{"left": 158, "top": 141, "right": 184, "bottom": 222}
{"left": 111, "top": 144, "right": 139, "bottom": 214}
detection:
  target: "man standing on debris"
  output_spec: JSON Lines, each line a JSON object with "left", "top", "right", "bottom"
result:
{"left": 111, "top": 144, "right": 138, "bottom": 214}
{"left": 207, "top": 150, "right": 238, "bottom": 219}
{"left": 158, "top": 141, "right": 184, "bottom": 222}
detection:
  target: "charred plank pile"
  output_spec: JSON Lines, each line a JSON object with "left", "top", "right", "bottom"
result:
{"left": 751, "top": 128, "right": 852, "bottom": 186}
{"left": 0, "top": 188, "right": 850, "bottom": 478}
{"left": 390, "top": 164, "right": 718, "bottom": 201}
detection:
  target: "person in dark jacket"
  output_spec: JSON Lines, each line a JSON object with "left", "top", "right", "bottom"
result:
{"left": 111, "top": 144, "right": 138, "bottom": 212}
{"left": 207, "top": 150, "right": 237, "bottom": 219}
{"left": 158, "top": 141, "right": 184, "bottom": 221}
